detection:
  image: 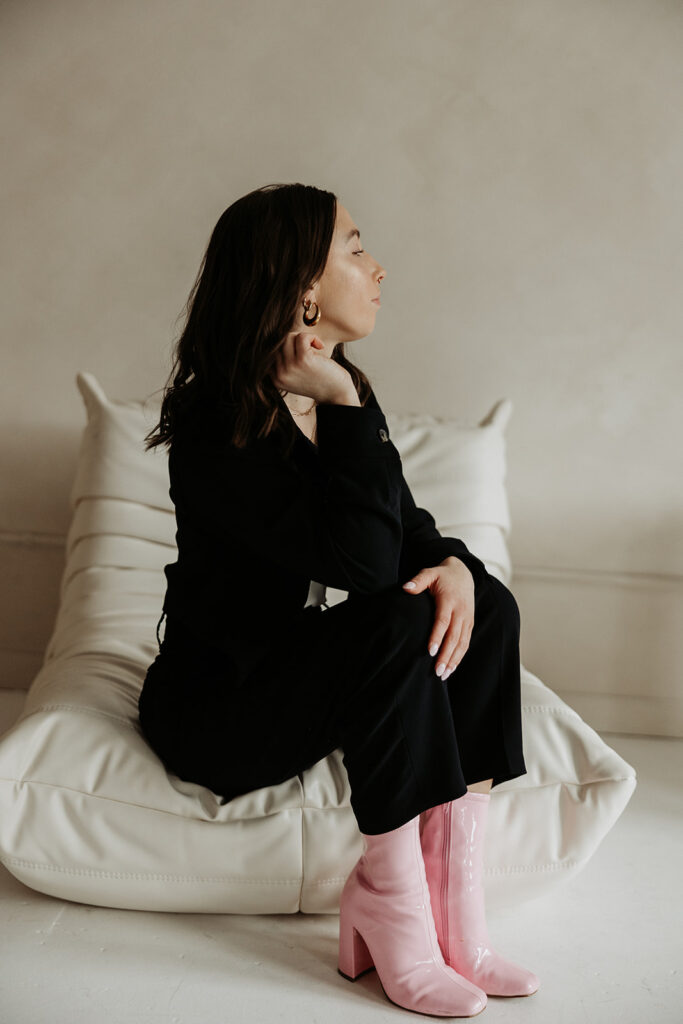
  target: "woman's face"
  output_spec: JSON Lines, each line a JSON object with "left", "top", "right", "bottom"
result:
{"left": 305, "top": 202, "right": 386, "bottom": 349}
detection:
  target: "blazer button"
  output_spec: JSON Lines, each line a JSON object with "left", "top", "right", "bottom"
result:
{"left": 378, "top": 428, "right": 389, "bottom": 442}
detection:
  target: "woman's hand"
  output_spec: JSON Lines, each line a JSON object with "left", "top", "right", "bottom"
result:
{"left": 270, "top": 331, "right": 355, "bottom": 405}
{"left": 402, "top": 557, "right": 475, "bottom": 681}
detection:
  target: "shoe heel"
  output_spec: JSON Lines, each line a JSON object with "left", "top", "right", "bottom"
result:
{"left": 338, "top": 913, "right": 375, "bottom": 981}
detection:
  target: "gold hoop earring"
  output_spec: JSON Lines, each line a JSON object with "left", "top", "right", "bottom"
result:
{"left": 303, "top": 298, "right": 321, "bottom": 326}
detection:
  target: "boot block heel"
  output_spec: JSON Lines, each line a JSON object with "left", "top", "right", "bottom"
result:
{"left": 338, "top": 917, "right": 375, "bottom": 981}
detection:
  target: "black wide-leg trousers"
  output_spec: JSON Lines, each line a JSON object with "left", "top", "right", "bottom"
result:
{"left": 137, "top": 573, "right": 528, "bottom": 835}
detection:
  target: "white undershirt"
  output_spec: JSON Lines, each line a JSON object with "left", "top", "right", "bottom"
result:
{"left": 304, "top": 579, "right": 328, "bottom": 609}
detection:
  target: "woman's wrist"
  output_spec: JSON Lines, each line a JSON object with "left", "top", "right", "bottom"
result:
{"left": 320, "top": 387, "right": 361, "bottom": 407}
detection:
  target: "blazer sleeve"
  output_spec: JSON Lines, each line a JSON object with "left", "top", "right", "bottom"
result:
{"left": 364, "top": 389, "right": 489, "bottom": 589}
{"left": 396, "top": 473, "right": 489, "bottom": 588}
{"left": 171, "top": 398, "right": 405, "bottom": 595}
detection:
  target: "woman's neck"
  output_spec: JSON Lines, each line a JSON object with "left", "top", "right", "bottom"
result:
{"left": 283, "top": 394, "right": 317, "bottom": 445}
{"left": 283, "top": 393, "right": 316, "bottom": 415}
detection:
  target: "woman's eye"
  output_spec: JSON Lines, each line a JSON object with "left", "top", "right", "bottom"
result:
{"left": 353, "top": 249, "right": 365, "bottom": 255}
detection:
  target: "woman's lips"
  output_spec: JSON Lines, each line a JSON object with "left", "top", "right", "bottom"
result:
{"left": 372, "top": 298, "right": 381, "bottom": 305}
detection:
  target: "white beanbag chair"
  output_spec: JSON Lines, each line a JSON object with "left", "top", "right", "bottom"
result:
{"left": 0, "top": 372, "right": 636, "bottom": 913}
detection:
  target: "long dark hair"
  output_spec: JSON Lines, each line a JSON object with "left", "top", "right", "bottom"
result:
{"left": 143, "top": 183, "right": 373, "bottom": 461}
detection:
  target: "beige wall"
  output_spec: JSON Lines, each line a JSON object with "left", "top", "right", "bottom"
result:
{"left": 1, "top": 0, "right": 681, "bottom": 734}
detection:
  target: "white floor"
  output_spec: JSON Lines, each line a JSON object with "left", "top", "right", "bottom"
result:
{"left": 1, "top": 730, "right": 682, "bottom": 1024}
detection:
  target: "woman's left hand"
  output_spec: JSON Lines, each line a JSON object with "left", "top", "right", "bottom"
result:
{"left": 402, "top": 558, "right": 475, "bottom": 681}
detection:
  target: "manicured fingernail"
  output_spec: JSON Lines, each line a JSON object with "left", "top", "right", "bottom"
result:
{"left": 436, "top": 663, "right": 445, "bottom": 677}
{"left": 404, "top": 581, "right": 416, "bottom": 589}
{"left": 443, "top": 667, "right": 452, "bottom": 680}
{"left": 429, "top": 643, "right": 438, "bottom": 657}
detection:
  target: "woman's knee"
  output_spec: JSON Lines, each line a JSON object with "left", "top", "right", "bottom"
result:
{"left": 486, "top": 575, "right": 521, "bottom": 634}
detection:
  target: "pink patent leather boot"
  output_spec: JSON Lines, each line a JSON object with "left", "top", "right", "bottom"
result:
{"left": 338, "top": 814, "right": 488, "bottom": 1017}
{"left": 420, "top": 792, "right": 540, "bottom": 997}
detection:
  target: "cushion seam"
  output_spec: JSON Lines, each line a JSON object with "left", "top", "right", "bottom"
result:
{"left": 13, "top": 705, "right": 139, "bottom": 729}
{"left": 0, "top": 854, "right": 583, "bottom": 883}
{"left": 0, "top": 855, "right": 300, "bottom": 883}
{"left": 0, "top": 776, "right": 302, "bottom": 822}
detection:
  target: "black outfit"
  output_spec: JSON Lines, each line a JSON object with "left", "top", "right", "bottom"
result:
{"left": 137, "top": 388, "right": 527, "bottom": 834}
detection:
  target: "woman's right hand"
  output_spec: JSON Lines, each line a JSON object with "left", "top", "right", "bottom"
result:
{"left": 270, "top": 332, "right": 355, "bottom": 405}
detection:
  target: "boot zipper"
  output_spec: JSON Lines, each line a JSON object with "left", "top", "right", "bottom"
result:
{"left": 441, "top": 803, "right": 451, "bottom": 963}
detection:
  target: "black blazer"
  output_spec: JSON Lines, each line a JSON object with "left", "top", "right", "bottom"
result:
{"left": 160, "top": 387, "right": 488, "bottom": 676}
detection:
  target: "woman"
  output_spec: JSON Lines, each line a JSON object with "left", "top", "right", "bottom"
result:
{"left": 138, "top": 183, "right": 539, "bottom": 1017}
